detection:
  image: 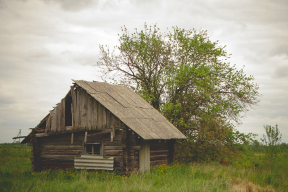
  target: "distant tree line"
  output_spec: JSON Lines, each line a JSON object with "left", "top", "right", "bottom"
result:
{"left": 246, "top": 141, "right": 288, "bottom": 153}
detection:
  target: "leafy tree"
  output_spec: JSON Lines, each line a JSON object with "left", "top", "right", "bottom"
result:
{"left": 261, "top": 124, "right": 282, "bottom": 157}
{"left": 97, "top": 24, "right": 260, "bottom": 162}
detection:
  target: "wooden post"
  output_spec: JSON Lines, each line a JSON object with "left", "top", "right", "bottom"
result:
{"left": 111, "top": 132, "right": 113, "bottom": 142}
{"left": 110, "top": 125, "right": 115, "bottom": 142}
{"left": 71, "top": 133, "right": 74, "bottom": 144}
{"left": 84, "top": 131, "right": 87, "bottom": 143}
{"left": 100, "top": 142, "right": 104, "bottom": 156}
{"left": 139, "top": 141, "right": 150, "bottom": 172}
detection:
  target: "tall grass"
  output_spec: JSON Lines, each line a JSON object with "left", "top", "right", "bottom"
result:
{"left": 1, "top": 144, "right": 286, "bottom": 192}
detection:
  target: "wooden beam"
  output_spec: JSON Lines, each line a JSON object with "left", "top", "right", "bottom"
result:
{"left": 35, "top": 133, "right": 49, "bottom": 137}
{"left": 12, "top": 136, "right": 27, "bottom": 139}
{"left": 71, "top": 133, "right": 74, "bottom": 144}
{"left": 84, "top": 131, "right": 87, "bottom": 143}
{"left": 87, "top": 129, "right": 112, "bottom": 136}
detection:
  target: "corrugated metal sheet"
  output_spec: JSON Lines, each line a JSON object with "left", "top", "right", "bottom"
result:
{"left": 74, "top": 155, "right": 114, "bottom": 170}
{"left": 73, "top": 80, "right": 186, "bottom": 140}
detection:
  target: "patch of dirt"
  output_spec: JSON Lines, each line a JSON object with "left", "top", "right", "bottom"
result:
{"left": 229, "top": 179, "right": 275, "bottom": 192}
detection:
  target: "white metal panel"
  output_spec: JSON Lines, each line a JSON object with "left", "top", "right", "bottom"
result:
{"left": 74, "top": 155, "right": 114, "bottom": 170}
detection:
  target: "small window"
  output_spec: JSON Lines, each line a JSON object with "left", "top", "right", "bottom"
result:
{"left": 85, "top": 143, "right": 101, "bottom": 155}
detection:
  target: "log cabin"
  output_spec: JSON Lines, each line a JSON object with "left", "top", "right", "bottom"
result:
{"left": 22, "top": 80, "right": 186, "bottom": 174}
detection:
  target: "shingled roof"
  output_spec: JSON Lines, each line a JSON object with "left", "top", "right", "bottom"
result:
{"left": 73, "top": 80, "right": 186, "bottom": 140}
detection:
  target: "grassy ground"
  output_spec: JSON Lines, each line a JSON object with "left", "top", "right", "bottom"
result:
{"left": 0, "top": 144, "right": 286, "bottom": 192}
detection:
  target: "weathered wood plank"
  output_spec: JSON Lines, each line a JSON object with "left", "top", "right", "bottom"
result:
{"left": 42, "top": 145, "right": 82, "bottom": 150}
{"left": 97, "top": 102, "right": 103, "bottom": 129}
{"left": 41, "top": 150, "right": 82, "bottom": 155}
{"left": 150, "top": 155, "right": 168, "bottom": 161}
{"left": 40, "top": 154, "right": 77, "bottom": 159}
{"left": 150, "top": 159, "right": 168, "bottom": 166}
{"left": 81, "top": 90, "right": 88, "bottom": 130}
{"left": 75, "top": 88, "right": 81, "bottom": 130}
{"left": 56, "top": 103, "right": 60, "bottom": 132}
{"left": 104, "top": 146, "right": 122, "bottom": 150}
{"left": 106, "top": 111, "right": 111, "bottom": 129}
{"left": 91, "top": 99, "right": 98, "bottom": 130}
{"left": 87, "top": 95, "right": 93, "bottom": 130}
{"left": 45, "top": 115, "right": 51, "bottom": 133}
{"left": 35, "top": 133, "right": 49, "bottom": 137}
{"left": 103, "top": 150, "right": 123, "bottom": 156}
{"left": 60, "top": 99, "right": 65, "bottom": 131}
{"left": 102, "top": 108, "right": 107, "bottom": 129}
{"left": 104, "top": 140, "right": 121, "bottom": 146}
{"left": 50, "top": 109, "right": 56, "bottom": 132}
{"left": 70, "top": 87, "right": 76, "bottom": 130}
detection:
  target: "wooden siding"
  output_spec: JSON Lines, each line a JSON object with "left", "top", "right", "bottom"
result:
{"left": 150, "top": 140, "right": 175, "bottom": 167}
{"left": 32, "top": 133, "right": 83, "bottom": 171}
{"left": 31, "top": 129, "right": 125, "bottom": 172}
{"left": 41, "top": 87, "right": 121, "bottom": 134}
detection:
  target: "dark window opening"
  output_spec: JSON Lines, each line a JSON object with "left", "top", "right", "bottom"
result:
{"left": 85, "top": 143, "right": 101, "bottom": 155}
{"left": 65, "top": 96, "right": 72, "bottom": 126}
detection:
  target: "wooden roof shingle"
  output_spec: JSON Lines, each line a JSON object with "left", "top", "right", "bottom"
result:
{"left": 73, "top": 80, "right": 186, "bottom": 140}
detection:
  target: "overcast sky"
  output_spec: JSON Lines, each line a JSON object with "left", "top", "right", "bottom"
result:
{"left": 0, "top": 0, "right": 287, "bottom": 143}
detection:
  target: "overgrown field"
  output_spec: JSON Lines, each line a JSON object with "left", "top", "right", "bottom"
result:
{"left": 1, "top": 144, "right": 287, "bottom": 192}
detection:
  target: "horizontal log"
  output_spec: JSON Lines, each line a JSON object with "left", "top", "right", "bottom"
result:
{"left": 150, "top": 155, "right": 168, "bottom": 161}
{"left": 42, "top": 145, "right": 82, "bottom": 150}
{"left": 151, "top": 152, "right": 169, "bottom": 157}
{"left": 104, "top": 150, "right": 122, "bottom": 156}
{"left": 43, "top": 165, "right": 74, "bottom": 170}
{"left": 104, "top": 146, "right": 122, "bottom": 150}
{"left": 41, "top": 151, "right": 82, "bottom": 156}
{"left": 41, "top": 141, "right": 82, "bottom": 145}
{"left": 150, "top": 159, "right": 168, "bottom": 166}
{"left": 150, "top": 145, "right": 169, "bottom": 151}
{"left": 41, "top": 162, "right": 74, "bottom": 166}
{"left": 103, "top": 156, "right": 122, "bottom": 162}
{"left": 150, "top": 149, "right": 169, "bottom": 153}
{"left": 104, "top": 141, "right": 121, "bottom": 146}
{"left": 36, "top": 133, "right": 49, "bottom": 137}
{"left": 130, "top": 146, "right": 141, "bottom": 150}
{"left": 87, "top": 129, "right": 112, "bottom": 136}
{"left": 40, "top": 154, "right": 78, "bottom": 160}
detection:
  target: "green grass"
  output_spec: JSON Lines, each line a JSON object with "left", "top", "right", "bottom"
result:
{"left": 1, "top": 144, "right": 287, "bottom": 192}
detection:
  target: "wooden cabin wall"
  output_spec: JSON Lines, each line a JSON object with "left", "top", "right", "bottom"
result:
{"left": 32, "top": 133, "right": 84, "bottom": 171}
{"left": 44, "top": 87, "right": 119, "bottom": 133}
{"left": 150, "top": 140, "right": 175, "bottom": 167}
{"left": 122, "top": 128, "right": 141, "bottom": 174}
{"left": 101, "top": 131, "right": 123, "bottom": 172}
{"left": 32, "top": 129, "right": 125, "bottom": 172}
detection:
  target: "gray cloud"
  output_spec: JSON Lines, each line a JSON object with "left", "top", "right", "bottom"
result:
{"left": 41, "top": 0, "right": 95, "bottom": 11}
{"left": 0, "top": 95, "right": 14, "bottom": 106}
{"left": 273, "top": 65, "right": 288, "bottom": 78}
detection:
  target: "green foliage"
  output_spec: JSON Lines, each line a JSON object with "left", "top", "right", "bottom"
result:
{"left": 261, "top": 124, "right": 282, "bottom": 157}
{"left": 98, "top": 24, "right": 260, "bottom": 162}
